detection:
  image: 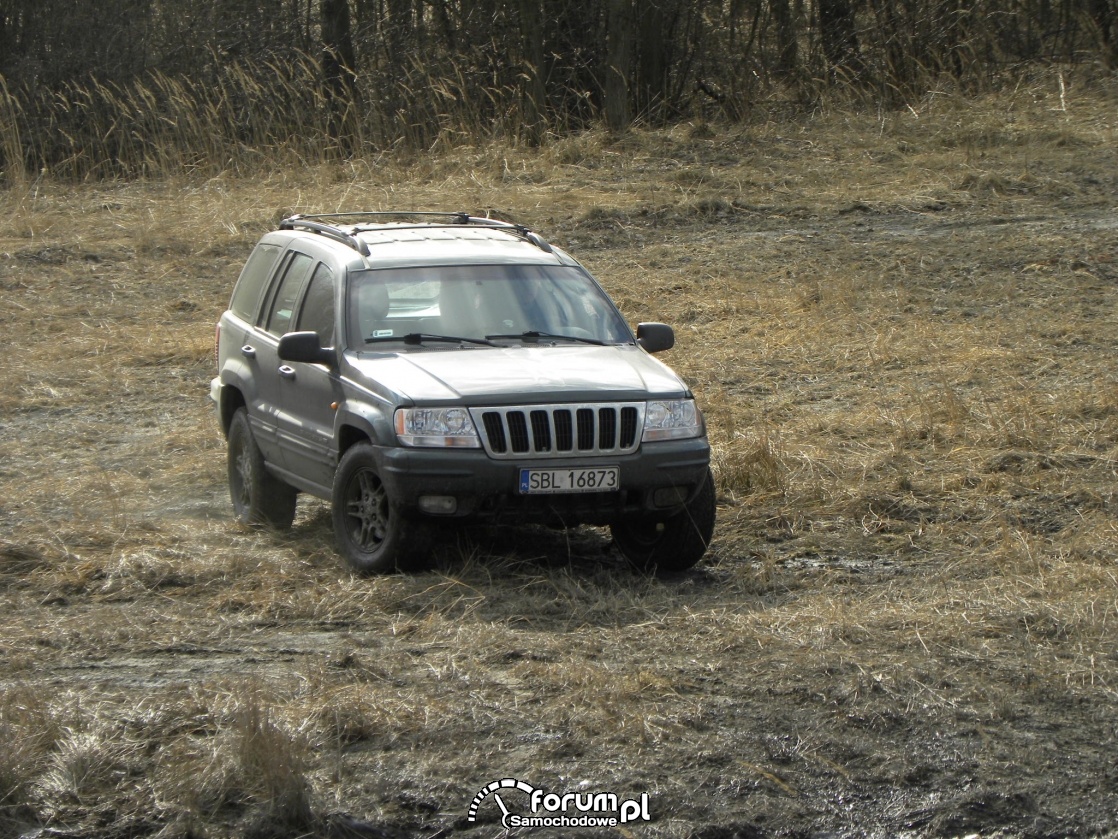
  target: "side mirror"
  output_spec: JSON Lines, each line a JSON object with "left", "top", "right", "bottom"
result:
{"left": 278, "top": 331, "right": 336, "bottom": 366}
{"left": 636, "top": 322, "right": 675, "bottom": 353}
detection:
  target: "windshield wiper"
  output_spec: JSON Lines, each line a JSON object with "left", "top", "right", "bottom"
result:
{"left": 485, "top": 330, "right": 606, "bottom": 346}
{"left": 366, "top": 333, "right": 498, "bottom": 347}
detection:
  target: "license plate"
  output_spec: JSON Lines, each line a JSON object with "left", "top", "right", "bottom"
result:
{"left": 519, "top": 465, "right": 619, "bottom": 495}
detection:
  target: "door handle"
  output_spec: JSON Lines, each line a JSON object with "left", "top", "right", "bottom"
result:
{"left": 278, "top": 365, "right": 296, "bottom": 379}
{"left": 241, "top": 345, "right": 256, "bottom": 359}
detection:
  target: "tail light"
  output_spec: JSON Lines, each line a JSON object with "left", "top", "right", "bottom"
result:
{"left": 214, "top": 322, "right": 221, "bottom": 368}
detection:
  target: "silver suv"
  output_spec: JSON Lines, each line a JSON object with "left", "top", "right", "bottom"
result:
{"left": 210, "top": 213, "right": 715, "bottom": 573}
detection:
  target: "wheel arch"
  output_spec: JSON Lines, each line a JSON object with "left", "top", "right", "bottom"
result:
{"left": 218, "top": 385, "right": 247, "bottom": 436}
{"left": 337, "top": 423, "right": 372, "bottom": 457}
{"left": 335, "top": 400, "right": 394, "bottom": 453}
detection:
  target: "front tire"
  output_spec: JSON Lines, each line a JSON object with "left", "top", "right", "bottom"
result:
{"left": 331, "top": 443, "right": 429, "bottom": 573}
{"left": 227, "top": 408, "right": 298, "bottom": 528}
{"left": 611, "top": 468, "right": 716, "bottom": 574}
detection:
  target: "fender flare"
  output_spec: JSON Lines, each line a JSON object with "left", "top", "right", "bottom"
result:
{"left": 215, "top": 362, "right": 258, "bottom": 433}
{"left": 335, "top": 400, "right": 394, "bottom": 453}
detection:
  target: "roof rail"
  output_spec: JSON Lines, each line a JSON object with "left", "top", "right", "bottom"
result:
{"left": 456, "top": 215, "right": 554, "bottom": 253}
{"left": 279, "top": 215, "right": 371, "bottom": 256}
{"left": 278, "top": 212, "right": 553, "bottom": 255}
{"left": 293, "top": 211, "right": 472, "bottom": 226}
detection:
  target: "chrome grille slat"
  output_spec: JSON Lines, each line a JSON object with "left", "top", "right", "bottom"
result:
{"left": 471, "top": 403, "right": 645, "bottom": 460}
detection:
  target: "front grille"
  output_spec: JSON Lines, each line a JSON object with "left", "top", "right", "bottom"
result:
{"left": 472, "top": 403, "right": 644, "bottom": 459}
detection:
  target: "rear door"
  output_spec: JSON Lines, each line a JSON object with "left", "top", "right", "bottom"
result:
{"left": 249, "top": 250, "right": 315, "bottom": 463}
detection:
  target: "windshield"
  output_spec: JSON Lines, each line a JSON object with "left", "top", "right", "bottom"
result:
{"left": 346, "top": 264, "right": 633, "bottom": 348}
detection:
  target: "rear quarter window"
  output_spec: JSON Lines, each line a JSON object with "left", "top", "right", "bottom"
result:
{"left": 229, "top": 243, "right": 282, "bottom": 321}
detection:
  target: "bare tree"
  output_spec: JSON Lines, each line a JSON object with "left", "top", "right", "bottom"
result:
{"left": 321, "top": 0, "right": 360, "bottom": 149}
{"left": 517, "top": 0, "right": 549, "bottom": 143}
{"left": 772, "top": 0, "right": 800, "bottom": 77}
{"left": 604, "top": 0, "right": 635, "bottom": 131}
{"left": 818, "top": 0, "right": 863, "bottom": 78}
{"left": 634, "top": 0, "right": 683, "bottom": 118}
{"left": 1087, "top": 0, "right": 1117, "bottom": 67}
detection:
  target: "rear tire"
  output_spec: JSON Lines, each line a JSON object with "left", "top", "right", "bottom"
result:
{"left": 227, "top": 408, "right": 298, "bottom": 528}
{"left": 611, "top": 468, "right": 716, "bottom": 574}
{"left": 331, "top": 443, "right": 429, "bottom": 574}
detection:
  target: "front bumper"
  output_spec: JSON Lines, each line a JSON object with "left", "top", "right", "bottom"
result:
{"left": 375, "top": 437, "right": 711, "bottom": 526}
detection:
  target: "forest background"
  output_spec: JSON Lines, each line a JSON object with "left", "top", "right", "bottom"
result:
{"left": 2, "top": 0, "right": 1118, "bottom": 181}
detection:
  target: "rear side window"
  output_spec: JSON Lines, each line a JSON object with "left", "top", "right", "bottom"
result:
{"left": 229, "top": 243, "right": 282, "bottom": 321}
{"left": 264, "top": 253, "right": 314, "bottom": 336}
{"left": 296, "top": 263, "right": 336, "bottom": 346}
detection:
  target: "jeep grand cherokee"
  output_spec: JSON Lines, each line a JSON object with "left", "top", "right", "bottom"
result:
{"left": 211, "top": 212, "right": 715, "bottom": 573}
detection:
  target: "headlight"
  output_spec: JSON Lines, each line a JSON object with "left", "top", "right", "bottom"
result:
{"left": 394, "top": 407, "right": 480, "bottom": 447}
{"left": 642, "top": 399, "right": 704, "bottom": 441}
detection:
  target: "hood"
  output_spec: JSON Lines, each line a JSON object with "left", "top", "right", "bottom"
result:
{"left": 347, "top": 344, "right": 689, "bottom": 404}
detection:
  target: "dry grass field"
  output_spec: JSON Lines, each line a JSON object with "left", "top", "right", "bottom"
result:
{"left": 2, "top": 77, "right": 1118, "bottom": 838}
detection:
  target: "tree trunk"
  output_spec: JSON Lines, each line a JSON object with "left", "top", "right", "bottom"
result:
{"left": 321, "top": 0, "right": 360, "bottom": 150}
{"left": 635, "top": 0, "right": 678, "bottom": 119}
{"left": 517, "top": 0, "right": 548, "bottom": 144}
{"left": 1088, "top": 0, "right": 1117, "bottom": 68}
{"left": 604, "top": 0, "right": 634, "bottom": 132}
{"left": 385, "top": 0, "right": 413, "bottom": 67}
{"left": 772, "top": 0, "right": 799, "bottom": 78}
{"left": 818, "top": 0, "right": 862, "bottom": 79}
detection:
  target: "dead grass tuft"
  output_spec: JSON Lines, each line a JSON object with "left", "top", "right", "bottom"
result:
{"left": 712, "top": 432, "right": 787, "bottom": 498}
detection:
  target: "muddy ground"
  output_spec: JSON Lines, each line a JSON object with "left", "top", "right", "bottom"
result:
{"left": 2, "top": 84, "right": 1118, "bottom": 838}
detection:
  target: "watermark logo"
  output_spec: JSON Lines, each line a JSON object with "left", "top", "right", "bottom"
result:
{"left": 467, "top": 777, "right": 651, "bottom": 831}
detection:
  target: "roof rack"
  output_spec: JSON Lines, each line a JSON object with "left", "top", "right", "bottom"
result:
{"left": 278, "top": 212, "right": 553, "bottom": 255}
{"left": 279, "top": 215, "right": 371, "bottom": 256}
